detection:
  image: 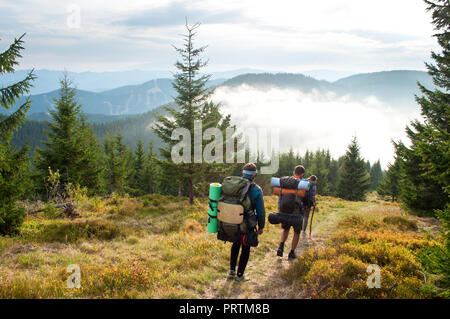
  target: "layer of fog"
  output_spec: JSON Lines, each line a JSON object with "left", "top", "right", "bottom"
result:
{"left": 213, "top": 84, "right": 419, "bottom": 168}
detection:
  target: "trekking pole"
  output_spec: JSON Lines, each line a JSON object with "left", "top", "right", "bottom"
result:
{"left": 309, "top": 205, "right": 316, "bottom": 238}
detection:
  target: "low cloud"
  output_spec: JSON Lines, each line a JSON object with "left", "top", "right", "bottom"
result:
{"left": 213, "top": 85, "right": 419, "bottom": 167}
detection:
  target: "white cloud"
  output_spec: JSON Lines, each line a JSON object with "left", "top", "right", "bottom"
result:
{"left": 213, "top": 84, "right": 419, "bottom": 167}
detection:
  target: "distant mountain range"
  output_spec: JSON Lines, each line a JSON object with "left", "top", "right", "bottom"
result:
{"left": 5, "top": 78, "right": 225, "bottom": 116}
{"left": 0, "top": 68, "right": 264, "bottom": 94}
{"left": 222, "top": 70, "right": 434, "bottom": 111}
{"left": 1, "top": 70, "right": 434, "bottom": 117}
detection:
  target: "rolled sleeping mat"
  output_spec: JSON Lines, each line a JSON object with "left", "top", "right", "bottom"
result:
{"left": 207, "top": 183, "right": 222, "bottom": 233}
{"left": 268, "top": 212, "right": 303, "bottom": 229}
{"left": 268, "top": 212, "right": 281, "bottom": 224}
{"left": 273, "top": 187, "right": 306, "bottom": 198}
{"left": 272, "top": 177, "right": 310, "bottom": 190}
{"left": 298, "top": 179, "right": 310, "bottom": 191}
{"left": 270, "top": 177, "right": 280, "bottom": 187}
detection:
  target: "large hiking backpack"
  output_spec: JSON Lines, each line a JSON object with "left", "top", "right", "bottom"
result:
{"left": 278, "top": 176, "right": 304, "bottom": 214}
{"left": 217, "top": 176, "right": 257, "bottom": 243}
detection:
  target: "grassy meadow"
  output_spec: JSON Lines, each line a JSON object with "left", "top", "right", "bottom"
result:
{"left": 0, "top": 193, "right": 443, "bottom": 298}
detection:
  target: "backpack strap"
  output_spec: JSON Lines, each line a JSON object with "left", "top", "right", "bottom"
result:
{"left": 240, "top": 181, "right": 254, "bottom": 203}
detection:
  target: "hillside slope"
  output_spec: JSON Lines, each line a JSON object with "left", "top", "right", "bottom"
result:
{"left": 0, "top": 194, "right": 440, "bottom": 299}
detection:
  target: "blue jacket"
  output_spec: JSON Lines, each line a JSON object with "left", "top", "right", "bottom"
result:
{"left": 243, "top": 176, "right": 266, "bottom": 229}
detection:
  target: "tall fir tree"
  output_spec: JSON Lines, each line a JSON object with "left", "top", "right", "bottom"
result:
{"left": 35, "top": 74, "right": 103, "bottom": 196}
{"left": 393, "top": 0, "right": 449, "bottom": 214}
{"left": 153, "top": 21, "right": 234, "bottom": 204}
{"left": 0, "top": 34, "right": 35, "bottom": 235}
{"left": 336, "top": 137, "right": 371, "bottom": 201}
{"left": 310, "top": 150, "right": 331, "bottom": 195}
{"left": 369, "top": 160, "right": 383, "bottom": 191}
{"left": 129, "top": 139, "right": 146, "bottom": 195}
{"left": 104, "top": 130, "right": 131, "bottom": 194}
{"left": 377, "top": 157, "right": 401, "bottom": 202}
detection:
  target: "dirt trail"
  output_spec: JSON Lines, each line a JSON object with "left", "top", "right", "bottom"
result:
{"left": 201, "top": 234, "right": 328, "bottom": 299}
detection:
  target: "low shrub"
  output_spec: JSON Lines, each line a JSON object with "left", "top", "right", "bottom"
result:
{"left": 20, "top": 219, "right": 123, "bottom": 243}
{"left": 383, "top": 216, "right": 418, "bottom": 231}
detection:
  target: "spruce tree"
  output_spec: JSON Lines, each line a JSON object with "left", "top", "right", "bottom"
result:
{"left": 393, "top": 0, "right": 449, "bottom": 213}
{"left": 310, "top": 150, "right": 331, "bottom": 195}
{"left": 104, "top": 130, "right": 131, "bottom": 194}
{"left": 153, "top": 21, "right": 234, "bottom": 204}
{"left": 35, "top": 74, "right": 102, "bottom": 196}
{"left": 141, "top": 141, "right": 161, "bottom": 194}
{"left": 130, "top": 139, "right": 146, "bottom": 195}
{"left": 336, "top": 137, "right": 371, "bottom": 201}
{"left": 0, "top": 34, "right": 35, "bottom": 235}
{"left": 377, "top": 157, "right": 401, "bottom": 202}
{"left": 369, "top": 160, "right": 383, "bottom": 190}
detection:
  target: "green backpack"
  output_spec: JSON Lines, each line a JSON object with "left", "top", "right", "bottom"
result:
{"left": 217, "top": 176, "right": 257, "bottom": 243}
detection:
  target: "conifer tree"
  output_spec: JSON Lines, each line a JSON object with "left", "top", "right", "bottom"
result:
{"left": 310, "top": 150, "right": 331, "bottom": 195}
{"left": 0, "top": 34, "right": 35, "bottom": 235}
{"left": 369, "top": 160, "right": 383, "bottom": 190}
{"left": 393, "top": 0, "right": 449, "bottom": 213}
{"left": 153, "top": 21, "right": 234, "bottom": 204}
{"left": 336, "top": 137, "right": 371, "bottom": 201}
{"left": 377, "top": 157, "right": 401, "bottom": 202}
{"left": 104, "top": 130, "right": 131, "bottom": 194}
{"left": 35, "top": 74, "right": 102, "bottom": 196}
{"left": 130, "top": 139, "right": 146, "bottom": 195}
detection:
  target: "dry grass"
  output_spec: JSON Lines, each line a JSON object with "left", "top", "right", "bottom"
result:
{"left": 0, "top": 193, "right": 441, "bottom": 299}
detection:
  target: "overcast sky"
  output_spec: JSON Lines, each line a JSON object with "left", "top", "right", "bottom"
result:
{"left": 0, "top": 0, "right": 439, "bottom": 79}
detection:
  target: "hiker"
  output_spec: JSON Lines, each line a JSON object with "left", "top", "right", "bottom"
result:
{"left": 302, "top": 175, "right": 317, "bottom": 238}
{"left": 276, "top": 165, "right": 305, "bottom": 260}
{"left": 226, "top": 163, "right": 265, "bottom": 281}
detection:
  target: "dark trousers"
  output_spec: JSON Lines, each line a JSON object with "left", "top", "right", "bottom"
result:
{"left": 230, "top": 241, "right": 251, "bottom": 276}
{"left": 302, "top": 207, "right": 311, "bottom": 232}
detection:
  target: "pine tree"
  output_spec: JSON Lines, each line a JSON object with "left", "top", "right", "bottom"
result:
{"left": 0, "top": 34, "right": 35, "bottom": 235}
{"left": 141, "top": 141, "right": 161, "bottom": 194}
{"left": 310, "top": 150, "right": 331, "bottom": 195}
{"left": 328, "top": 159, "right": 339, "bottom": 196}
{"left": 336, "top": 137, "right": 371, "bottom": 201}
{"left": 104, "top": 130, "right": 131, "bottom": 194}
{"left": 377, "top": 157, "right": 401, "bottom": 202}
{"left": 393, "top": 0, "right": 449, "bottom": 213}
{"left": 369, "top": 160, "right": 383, "bottom": 190}
{"left": 130, "top": 139, "right": 146, "bottom": 195}
{"left": 35, "top": 74, "right": 103, "bottom": 196}
{"left": 153, "top": 21, "right": 234, "bottom": 204}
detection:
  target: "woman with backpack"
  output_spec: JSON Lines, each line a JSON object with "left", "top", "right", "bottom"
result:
{"left": 225, "top": 163, "right": 266, "bottom": 282}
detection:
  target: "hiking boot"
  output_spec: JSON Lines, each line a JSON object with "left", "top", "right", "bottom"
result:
{"left": 288, "top": 250, "right": 297, "bottom": 260}
{"left": 235, "top": 274, "right": 248, "bottom": 282}
{"left": 227, "top": 270, "right": 236, "bottom": 280}
{"left": 277, "top": 243, "right": 284, "bottom": 257}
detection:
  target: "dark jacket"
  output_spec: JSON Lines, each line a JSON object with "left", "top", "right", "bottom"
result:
{"left": 243, "top": 176, "right": 266, "bottom": 229}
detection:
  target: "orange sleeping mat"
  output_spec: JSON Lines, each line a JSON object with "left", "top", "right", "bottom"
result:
{"left": 273, "top": 187, "right": 306, "bottom": 197}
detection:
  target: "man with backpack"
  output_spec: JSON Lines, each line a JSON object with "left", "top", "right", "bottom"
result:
{"left": 276, "top": 165, "right": 306, "bottom": 260}
{"left": 217, "top": 163, "right": 265, "bottom": 282}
